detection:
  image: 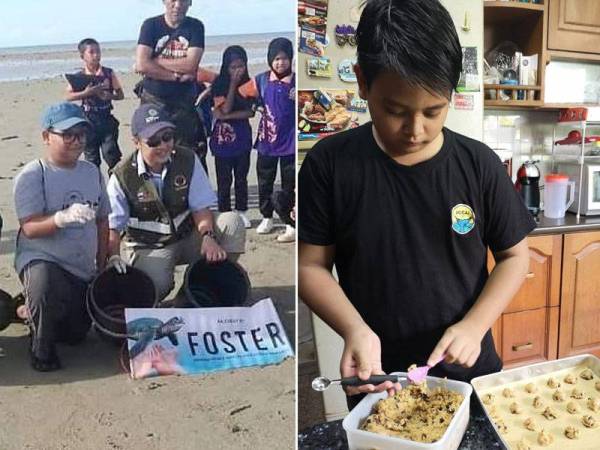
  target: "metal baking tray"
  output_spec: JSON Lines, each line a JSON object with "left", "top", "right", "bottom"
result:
{"left": 471, "top": 354, "right": 600, "bottom": 450}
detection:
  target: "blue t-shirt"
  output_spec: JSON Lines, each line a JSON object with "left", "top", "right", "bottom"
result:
{"left": 137, "top": 15, "right": 205, "bottom": 100}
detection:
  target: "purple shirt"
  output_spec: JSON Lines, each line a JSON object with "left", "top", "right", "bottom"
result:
{"left": 210, "top": 118, "right": 252, "bottom": 157}
{"left": 255, "top": 72, "right": 295, "bottom": 157}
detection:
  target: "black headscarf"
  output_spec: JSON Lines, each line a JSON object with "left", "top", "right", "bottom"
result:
{"left": 267, "top": 37, "right": 293, "bottom": 79}
{"left": 212, "top": 45, "right": 251, "bottom": 98}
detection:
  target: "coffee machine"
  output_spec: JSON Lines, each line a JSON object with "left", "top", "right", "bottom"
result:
{"left": 515, "top": 161, "right": 540, "bottom": 217}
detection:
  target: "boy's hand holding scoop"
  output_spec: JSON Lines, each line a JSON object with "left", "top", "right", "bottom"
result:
{"left": 341, "top": 319, "right": 483, "bottom": 398}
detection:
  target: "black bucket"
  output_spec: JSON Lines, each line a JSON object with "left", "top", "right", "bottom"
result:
{"left": 0, "top": 289, "right": 12, "bottom": 331}
{"left": 86, "top": 266, "right": 157, "bottom": 343}
{"left": 176, "top": 259, "right": 250, "bottom": 308}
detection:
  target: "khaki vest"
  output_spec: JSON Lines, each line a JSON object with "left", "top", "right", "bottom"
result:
{"left": 113, "top": 146, "right": 195, "bottom": 246}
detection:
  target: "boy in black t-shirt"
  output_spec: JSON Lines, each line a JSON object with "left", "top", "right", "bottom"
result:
{"left": 298, "top": 0, "right": 536, "bottom": 408}
{"left": 135, "top": 0, "right": 206, "bottom": 157}
{"left": 65, "top": 38, "right": 124, "bottom": 170}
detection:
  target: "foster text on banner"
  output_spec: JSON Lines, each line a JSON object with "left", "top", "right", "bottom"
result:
{"left": 125, "top": 298, "right": 294, "bottom": 379}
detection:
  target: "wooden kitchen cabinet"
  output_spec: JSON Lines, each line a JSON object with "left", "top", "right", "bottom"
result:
{"left": 558, "top": 231, "right": 600, "bottom": 358}
{"left": 489, "top": 234, "right": 561, "bottom": 365}
{"left": 497, "top": 306, "right": 559, "bottom": 369}
{"left": 484, "top": 1, "right": 547, "bottom": 108}
{"left": 488, "top": 234, "right": 561, "bottom": 313}
{"left": 548, "top": 0, "right": 600, "bottom": 59}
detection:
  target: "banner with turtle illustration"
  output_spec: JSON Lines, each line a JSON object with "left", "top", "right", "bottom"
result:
{"left": 124, "top": 298, "right": 294, "bottom": 379}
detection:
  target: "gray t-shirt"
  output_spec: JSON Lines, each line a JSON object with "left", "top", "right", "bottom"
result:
{"left": 13, "top": 159, "right": 110, "bottom": 281}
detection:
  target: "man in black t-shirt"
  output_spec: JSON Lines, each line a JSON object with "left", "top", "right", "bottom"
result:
{"left": 298, "top": 0, "right": 536, "bottom": 409}
{"left": 135, "top": 0, "right": 206, "bottom": 156}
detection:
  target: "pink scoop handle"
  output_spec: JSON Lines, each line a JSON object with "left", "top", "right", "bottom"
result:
{"left": 407, "top": 353, "right": 447, "bottom": 384}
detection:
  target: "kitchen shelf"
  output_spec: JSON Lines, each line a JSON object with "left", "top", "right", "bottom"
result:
{"left": 485, "top": 84, "right": 542, "bottom": 104}
{"left": 485, "top": 100, "right": 543, "bottom": 108}
{"left": 484, "top": 0, "right": 547, "bottom": 111}
{"left": 484, "top": 1, "right": 545, "bottom": 13}
{"left": 484, "top": 2, "right": 544, "bottom": 27}
{"left": 550, "top": 112, "right": 600, "bottom": 218}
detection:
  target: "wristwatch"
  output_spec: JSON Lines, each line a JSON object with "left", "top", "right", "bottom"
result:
{"left": 202, "top": 229, "right": 218, "bottom": 241}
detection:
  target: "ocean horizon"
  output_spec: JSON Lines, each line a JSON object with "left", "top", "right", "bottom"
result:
{"left": 0, "top": 31, "right": 294, "bottom": 82}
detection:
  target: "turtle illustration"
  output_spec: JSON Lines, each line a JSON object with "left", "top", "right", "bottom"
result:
{"left": 127, "top": 316, "right": 185, "bottom": 359}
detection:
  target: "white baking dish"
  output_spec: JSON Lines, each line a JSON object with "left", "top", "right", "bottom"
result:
{"left": 471, "top": 354, "right": 600, "bottom": 450}
{"left": 342, "top": 372, "right": 473, "bottom": 450}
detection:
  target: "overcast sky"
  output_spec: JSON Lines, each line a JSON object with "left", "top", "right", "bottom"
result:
{"left": 1, "top": 0, "right": 296, "bottom": 48}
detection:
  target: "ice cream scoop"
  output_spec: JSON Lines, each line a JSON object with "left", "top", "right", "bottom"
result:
{"left": 311, "top": 374, "right": 407, "bottom": 391}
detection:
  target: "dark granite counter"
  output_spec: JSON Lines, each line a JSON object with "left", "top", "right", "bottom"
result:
{"left": 298, "top": 397, "right": 506, "bottom": 450}
{"left": 531, "top": 212, "right": 600, "bottom": 235}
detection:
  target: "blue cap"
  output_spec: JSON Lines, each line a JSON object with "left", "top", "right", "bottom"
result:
{"left": 131, "top": 104, "right": 176, "bottom": 139}
{"left": 41, "top": 102, "right": 89, "bottom": 131}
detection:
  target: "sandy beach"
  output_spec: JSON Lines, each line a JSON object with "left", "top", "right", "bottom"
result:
{"left": 0, "top": 67, "right": 295, "bottom": 449}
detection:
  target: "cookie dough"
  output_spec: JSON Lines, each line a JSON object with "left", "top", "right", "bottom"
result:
{"left": 564, "top": 426, "right": 580, "bottom": 439}
{"left": 580, "top": 368, "right": 594, "bottom": 380}
{"left": 533, "top": 396, "right": 544, "bottom": 409}
{"left": 547, "top": 377, "right": 561, "bottom": 389}
{"left": 564, "top": 373, "right": 577, "bottom": 384}
{"left": 537, "top": 429, "right": 554, "bottom": 446}
{"left": 524, "top": 383, "right": 537, "bottom": 394}
{"left": 516, "top": 438, "right": 531, "bottom": 450}
{"left": 542, "top": 406, "right": 558, "bottom": 420}
{"left": 482, "top": 393, "right": 494, "bottom": 405}
{"left": 523, "top": 417, "right": 537, "bottom": 431}
{"left": 596, "top": 381, "right": 600, "bottom": 392}
{"left": 587, "top": 397, "right": 600, "bottom": 412}
{"left": 361, "top": 384, "right": 464, "bottom": 443}
{"left": 509, "top": 402, "right": 522, "bottom": 414}
{"left": 552, "top": 390, "right": 565, "bottom": 402}
{"left": 567, "top": 401, "right": 580, "bottom": 414}
{"left": 582, "top": 415, "right": 597, "bottom": 428}
{"left": 502, "top": 387, "right": 515, "bottom": 398}
{"left": 495, "top": 419, "right": 508, "bottom": 434}
{"left": 571, "top": 388, "right": 584, "bottom": 399}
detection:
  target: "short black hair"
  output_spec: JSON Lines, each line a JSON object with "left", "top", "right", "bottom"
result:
{"left": 77, "top": 38, "right": 100, "bottom": 55}
{"left": 356, "top": 0, "right": 462, "bottom": 98}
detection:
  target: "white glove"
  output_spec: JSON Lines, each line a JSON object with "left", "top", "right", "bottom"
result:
{"left": 54, "top": 203, "right": 96, "bottom": 228}
{"left": 107, "top": 255, "right": 128, "bottom": 274}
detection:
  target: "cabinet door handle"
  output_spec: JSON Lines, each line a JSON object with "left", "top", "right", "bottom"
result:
{"left": 525, "top": 272, "right": 535, "bottom": 279}
{"left": 512, "top": 342, "right": 533, "bottom": 352}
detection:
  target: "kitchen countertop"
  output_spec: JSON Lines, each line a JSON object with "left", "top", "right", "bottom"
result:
{"left": 298, "top": 396, "right": 506, "bottom": 450}
{"left": 530, "top": 212, "right": 600, "bottom": 235}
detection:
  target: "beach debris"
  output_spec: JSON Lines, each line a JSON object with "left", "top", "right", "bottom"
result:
{"left": 0, "top": 176, "right": 14, "bottom": 180}
{"left": 147, "top": 381, "right": 165, "bottom": 390}
{"left": 1, "top": 135, "right": 18, "bottom": 141}
{"left": 231, "top": 425, "right": 248, "bottom": 433}
{"left": 230, "top": 404, "right": 252, "bottom": 416}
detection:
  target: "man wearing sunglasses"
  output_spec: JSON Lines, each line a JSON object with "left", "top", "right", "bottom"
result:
{"left": 106, "top": 104, "right": 245, "bottom": 301}
{"left": 13, "top": 102, "right": 110, "bottom": 371}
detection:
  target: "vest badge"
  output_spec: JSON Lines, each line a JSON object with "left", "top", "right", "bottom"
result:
{"left": 174, "top": 174, "right": 188, "bottom": 191}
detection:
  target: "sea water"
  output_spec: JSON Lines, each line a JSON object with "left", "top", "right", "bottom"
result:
{"left": 0, "top": 32, "right": 293, "bottom": 82}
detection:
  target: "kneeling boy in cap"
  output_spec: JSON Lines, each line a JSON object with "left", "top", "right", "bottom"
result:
{"left": 13, "top": 102, "right": 110, "bottom": 371}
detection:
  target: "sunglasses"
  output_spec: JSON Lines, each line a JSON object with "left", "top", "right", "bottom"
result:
{"left": 49, "top": 128, "right": 87, "bottom": 143}
{"left": 145, "top": 131, "right": 175, "bottom": 148}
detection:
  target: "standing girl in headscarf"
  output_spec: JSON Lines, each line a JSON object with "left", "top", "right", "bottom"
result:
{"left": 251, "top": 37, "right": 295, "bottom": 243}
{"left": 210, "top": 45, "right": 257, "bottom": 227}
